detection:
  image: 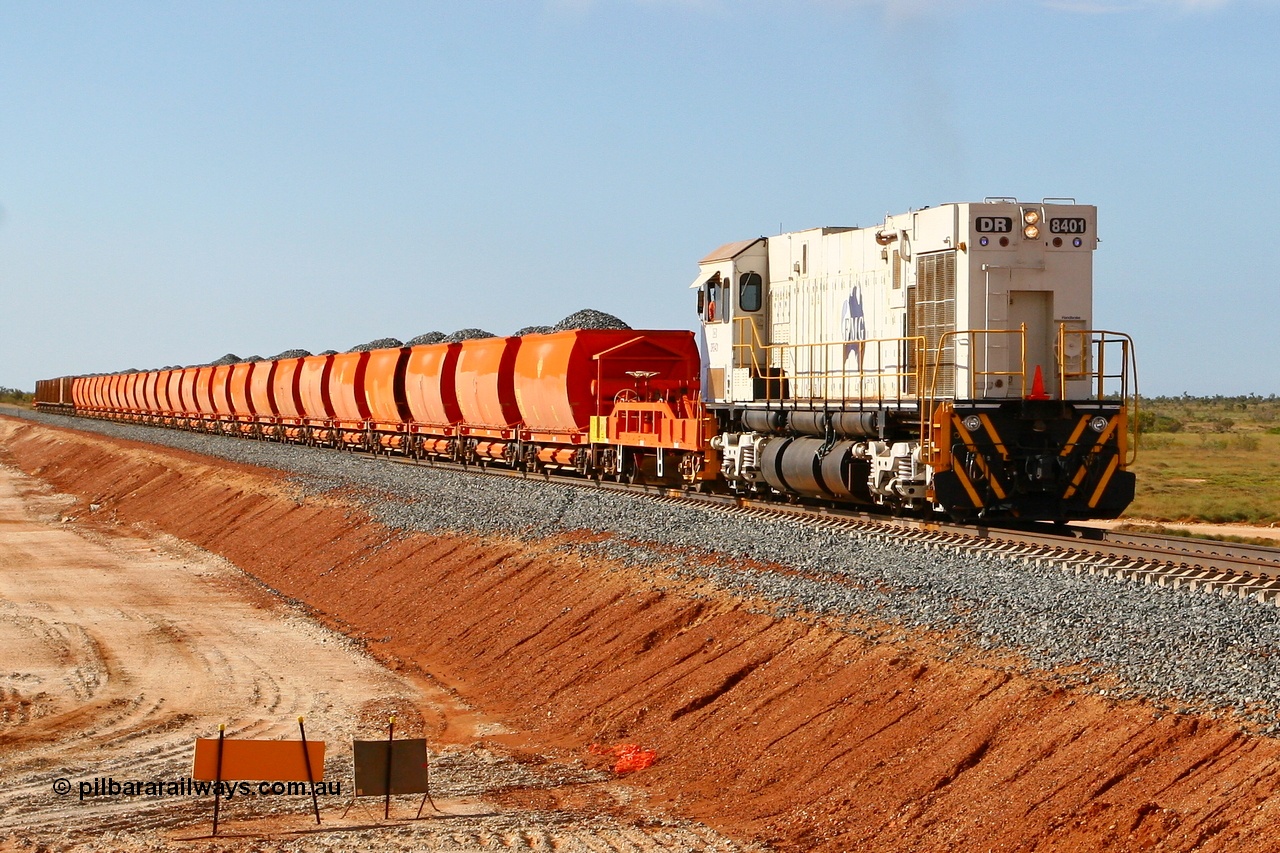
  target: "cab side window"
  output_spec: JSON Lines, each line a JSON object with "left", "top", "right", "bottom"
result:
{"left": 739, "top": 272, "right": 762, "bottom": 312}
{"left": 705, "top": 281, "right": 721, "bottom": 322}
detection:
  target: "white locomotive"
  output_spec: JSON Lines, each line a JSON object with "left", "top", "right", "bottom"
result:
{"left": 692, "top": 198, "right": 1137, "bottom": 520}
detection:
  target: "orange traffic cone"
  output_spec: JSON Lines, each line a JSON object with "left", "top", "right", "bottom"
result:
{"left": 1026, "top": 365, "right": 1050, "bottom": 400}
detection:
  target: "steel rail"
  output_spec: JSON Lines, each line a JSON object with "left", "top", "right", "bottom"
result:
{"left": 31, "top": 408, "right": 1280, "bottom": 607}
{"left": 361, "top": 452, "right": 1280, "bottom": 605}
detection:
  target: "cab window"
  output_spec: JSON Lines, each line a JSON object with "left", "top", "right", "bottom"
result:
{"left": 739, "top": 272, "right": 762, "bottom": 312}
{"left": 705, "top": 281, "right": 721, "bottom": 322}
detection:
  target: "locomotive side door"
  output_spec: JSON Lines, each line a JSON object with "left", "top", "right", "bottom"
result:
{"left": 733, "top": 270, "right": 766, "bottom": 370}
{"left": 694, "top": 269, "right": 734, "bottom": 402}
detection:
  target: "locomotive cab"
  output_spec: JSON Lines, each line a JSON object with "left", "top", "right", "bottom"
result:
{"left": 691, "top": 238, "right": 769, "bottom": 403}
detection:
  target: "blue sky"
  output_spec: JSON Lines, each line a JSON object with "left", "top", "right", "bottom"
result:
{"left": 2, "top": 0, "right": 1277, "bottom": 395}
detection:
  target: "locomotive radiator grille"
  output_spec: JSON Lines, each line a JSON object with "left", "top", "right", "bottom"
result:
{"left": 908, "top": 251, "right": 956, "bottom": 397}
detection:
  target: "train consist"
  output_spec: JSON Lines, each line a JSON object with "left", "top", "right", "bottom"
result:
{"left": 35, "top": 198, "right": 1137, "bottom": 521}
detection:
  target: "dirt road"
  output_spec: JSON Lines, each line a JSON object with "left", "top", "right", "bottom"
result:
{"left": 0, "top": 450, "right": 753, "bottom": 851}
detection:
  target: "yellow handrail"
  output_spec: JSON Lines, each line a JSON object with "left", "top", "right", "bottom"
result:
{"left": 920, "top": 327, "right": 1027, "bottom": 457}
{"left": 729, "top": 317, "right": 1137, "bottom": 466}
{"left": 1057, "top": 325, "right": 1139, "bottom": 464}
{"left": 731, "top": 317, "right": 925, "bottom": 405}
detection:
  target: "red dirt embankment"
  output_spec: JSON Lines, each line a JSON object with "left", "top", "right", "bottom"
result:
{"left": 6, "top": 418, "right": 1280, "bottom": 852}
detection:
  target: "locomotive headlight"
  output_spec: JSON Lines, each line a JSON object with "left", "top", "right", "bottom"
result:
{"left": 1022, "top": 209, "right": 1041, "bottom": 239}
{"left": 1090, "top": 415, "right": 1110, "bottom": 433}
{"left": 963, "top": 415, "right": 982, "bottom": 432}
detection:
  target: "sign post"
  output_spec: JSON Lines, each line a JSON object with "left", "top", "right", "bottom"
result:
{"left": 298, "top": 717, "right": 321, "bottom": 825}
{"left": 350, "top": 729, "right": 437, "bottom": 820}
{"left": 192, "top": 728, "right": 327, "bottom": 835}
{"left": 384, "top": 717, "right": 395, "bottom": 820}
{"left": 212, "top": 724, "right": 225, "bottom": 837}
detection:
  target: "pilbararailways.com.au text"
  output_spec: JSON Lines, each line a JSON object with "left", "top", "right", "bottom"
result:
{"left": 56, "top": 777, "right": 342, "bottom": 800}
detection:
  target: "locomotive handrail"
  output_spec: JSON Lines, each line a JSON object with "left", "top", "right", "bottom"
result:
{"left": 973, "top": 326, "right": 1027, "bottom": 398}
{"left": 772, "top": 337, "right": 924, "bottom": 404}
{"left": 920, "top": 327, "right": 1028, "bottom": 459}
{"left": 1057, "top": 326, "right": 1139, "bottom": 465}
{"left": 731, "top": 317, "right": 925, "bottom": 406}
{"left": 922, "top": 328, "right": 1028, "bottom": 402}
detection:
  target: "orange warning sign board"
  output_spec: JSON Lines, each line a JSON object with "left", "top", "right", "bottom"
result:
{"left": 192, "top": 738, "right": 326, "bottom": 782}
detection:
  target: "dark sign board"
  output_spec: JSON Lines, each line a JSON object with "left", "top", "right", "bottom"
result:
{"left": 353, "top": 738, "right": 430, "bottom": 796}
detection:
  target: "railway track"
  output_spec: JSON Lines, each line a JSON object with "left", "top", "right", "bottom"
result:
{"left": 362, "top": 452, "right": 1280, "bottom": 608}
{"left": 17, "top": 406, "right": 1280, "bottom": 609}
